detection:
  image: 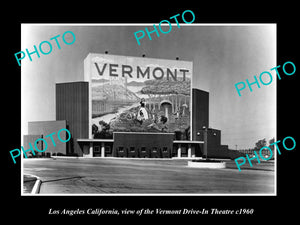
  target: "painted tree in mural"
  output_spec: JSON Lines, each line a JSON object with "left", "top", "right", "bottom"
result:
{"left": 140, "top": 78, "right": 190, "bottom": 96}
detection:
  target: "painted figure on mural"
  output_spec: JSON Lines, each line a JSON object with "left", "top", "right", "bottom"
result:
{"left": 136, "top": 98, "right": 149, "bottom": 124}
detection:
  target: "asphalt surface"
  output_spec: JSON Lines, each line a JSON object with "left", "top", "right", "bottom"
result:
{"left": 23, "top": 158, "right": 275, "bottom": 194}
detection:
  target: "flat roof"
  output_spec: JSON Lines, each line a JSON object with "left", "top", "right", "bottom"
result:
{"left": 113, "top": 131, "right": 175, "bottom": 135}
{"left": 77, "top": 139, "right": 203, "bottom": 144}
{"left": 173, "top": 140, "right": 204, "bottom": 144}
{"left": 77, "top": 139, "right": 114, "bottom": 142}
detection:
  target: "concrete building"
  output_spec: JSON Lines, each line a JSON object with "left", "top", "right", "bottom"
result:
{"left": 24, "top": 120, "right": 68, "bottom": 156}
{"left": 23, "top": 53, "right": 240, "bottom": 159}
{"left": 56, "top": 82, "right": 89, "bottom": 156}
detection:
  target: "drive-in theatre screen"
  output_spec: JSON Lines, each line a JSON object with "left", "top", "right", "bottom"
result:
{"left": 84, "top": 53, "right": 193, "bottom": 139}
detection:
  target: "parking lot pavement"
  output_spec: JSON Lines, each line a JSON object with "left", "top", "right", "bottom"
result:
{"left": 23, "top": 158, "right": 275, "bottom": 194}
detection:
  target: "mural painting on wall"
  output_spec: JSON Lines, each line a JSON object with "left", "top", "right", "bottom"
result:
{"left": 84, "top": 54, "right": 192, "bottom": 139}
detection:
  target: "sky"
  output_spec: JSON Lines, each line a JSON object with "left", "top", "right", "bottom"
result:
{"left": 21, "top": 24, "right": 276, "bottom": 149}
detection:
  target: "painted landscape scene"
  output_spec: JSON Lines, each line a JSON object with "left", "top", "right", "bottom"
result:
{"left": 91, "top": 77, "right": 191, "bottom": 138}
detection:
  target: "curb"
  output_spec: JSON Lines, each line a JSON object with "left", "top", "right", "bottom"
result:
{"left": 24, "top": 173, "right": 42, "bottom": 194}
{"left": 187, "top": 161, "right": 226, "bottom": 169}
{"left": 31, "top": 179, "right": 42, "bottom": 194}
{"left": 51, "top": 156, "right": 79, "bottom": 159}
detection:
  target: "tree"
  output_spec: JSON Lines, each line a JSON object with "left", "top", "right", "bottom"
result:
{"left": 255, "top": 138, "right": 267, "bottom": 150}
{"left": 269, "top": 137, "right": 275, "bottom": 151}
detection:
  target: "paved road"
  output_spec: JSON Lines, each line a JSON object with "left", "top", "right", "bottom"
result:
{"left": 23, "top": 158, "right": 275, "bottom": 194}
